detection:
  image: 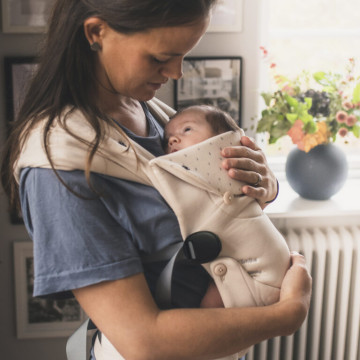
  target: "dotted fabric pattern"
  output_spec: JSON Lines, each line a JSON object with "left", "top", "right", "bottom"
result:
{"left": 155, "top": 131, "right": 245, "bottom": 196}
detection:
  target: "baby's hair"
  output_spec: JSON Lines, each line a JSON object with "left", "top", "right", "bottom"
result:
{"left": 170, "top": 104, "right": 240, "bottom": 134}
{"left": 200, "top": 105, "right": 240, "bottom": 134}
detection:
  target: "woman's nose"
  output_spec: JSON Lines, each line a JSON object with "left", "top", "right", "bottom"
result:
{"left": 161, "top": 59, "right": 183, "bottom": 80}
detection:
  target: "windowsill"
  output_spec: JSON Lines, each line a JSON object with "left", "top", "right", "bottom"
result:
{"left": 265, "top": 177, "right": 360, "bottom": 220}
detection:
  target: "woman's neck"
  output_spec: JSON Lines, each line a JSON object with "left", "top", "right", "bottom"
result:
{"left": 100, "top": 94, "right": 149, "bottom": 137}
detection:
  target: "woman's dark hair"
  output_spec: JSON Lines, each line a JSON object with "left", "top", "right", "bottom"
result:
{"left": 1, "top": 0, "right": 217, "bottom": 214}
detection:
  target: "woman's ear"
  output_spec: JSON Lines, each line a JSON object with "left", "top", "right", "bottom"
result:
{"left": 83, "top": 17, "right": 105, "bottom": 49}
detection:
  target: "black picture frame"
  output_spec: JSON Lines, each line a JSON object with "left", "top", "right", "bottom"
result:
{"left": 4, "top": 56, "right": 38, "bottom": 224}
{"left": 4, "top": 56, "right": 38, "bottom": 125}
{"left": 174, "top": 56, "right": 242, "bottom": 125}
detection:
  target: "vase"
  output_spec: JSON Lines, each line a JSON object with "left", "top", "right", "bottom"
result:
{"left": 285, "top": 143, "right": 348, "bottom": 200}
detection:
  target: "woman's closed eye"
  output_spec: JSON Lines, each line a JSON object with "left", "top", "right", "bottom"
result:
{"left": 151, "top": 56, "right": 170, "bottom": 64}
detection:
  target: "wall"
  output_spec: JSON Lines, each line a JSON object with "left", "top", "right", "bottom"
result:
{"left": 0, "top": 1, "right": 265, "bottom": 358}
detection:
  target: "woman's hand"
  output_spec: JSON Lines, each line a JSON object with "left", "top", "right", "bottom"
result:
{"left": 221, "top": 135, "right": 278, "bottom": 208}
{"left": 278, "top": 251, "right": 312, "bottom": 335}
{"left": 280, "top": 251, "right": 312, "bottom": 305}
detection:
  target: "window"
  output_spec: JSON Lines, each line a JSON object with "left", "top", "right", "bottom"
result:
{"left": 260, "top": 0, "right": 360, "bottom": 174}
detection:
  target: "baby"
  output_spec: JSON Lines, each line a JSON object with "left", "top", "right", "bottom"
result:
{"left": 149, "top": 105, "right": 290, "bottom": 313}
{"left": 163, "top": 105, "right": 240, "bottom": 154}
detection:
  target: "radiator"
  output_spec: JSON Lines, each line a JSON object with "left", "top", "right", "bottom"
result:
{"left": 245, "top": 226, "right": 360, "bottom": 360}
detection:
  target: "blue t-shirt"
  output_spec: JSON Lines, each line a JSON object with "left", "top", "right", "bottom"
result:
{"left": 19, "top": 103, "right": 210, "bottom": 308}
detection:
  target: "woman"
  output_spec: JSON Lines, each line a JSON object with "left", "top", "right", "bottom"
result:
{"left": 1, "top": 1, "right": 311, "bottom": 359}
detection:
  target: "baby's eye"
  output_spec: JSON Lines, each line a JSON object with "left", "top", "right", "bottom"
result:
{"left": 184, "top": 127, "right": 192, "bottom": 132}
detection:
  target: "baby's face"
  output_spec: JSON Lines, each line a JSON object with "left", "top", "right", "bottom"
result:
{"left": 165, "top": 110, "right": 216, "bottom": 153}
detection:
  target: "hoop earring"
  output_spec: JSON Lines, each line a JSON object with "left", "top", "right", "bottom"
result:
{"left": 90, "top": 42, "right": 101, "bottom": 51}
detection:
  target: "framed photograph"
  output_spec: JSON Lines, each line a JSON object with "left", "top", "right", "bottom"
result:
{"left": 207, "top": 0, "right": 243, "bottom": 33}
{"left": 4, "top": 57, "right": 38, "bottom": 224}
{"left": 4, "top": 56, "right": 38, "bottom": 124}
{"left": 174, "top": 56, "right": 242, "bottom": 125}
{"left": 1, "top": 0, "right": 54, "bottom": 33}
{"left": 13, "top": 242, "right": 86, "bottom": 338}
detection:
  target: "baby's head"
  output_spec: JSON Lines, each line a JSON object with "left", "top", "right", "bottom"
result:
{"left": 164, "top": 105, "right": 240, "bottom": 154}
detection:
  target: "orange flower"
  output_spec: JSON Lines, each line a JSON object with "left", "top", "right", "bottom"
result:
{"left": 287, "top": 119, "right": 305, "bottom": 144}
{"left": 301, "top": 121, "right": 329, "bottom": 152}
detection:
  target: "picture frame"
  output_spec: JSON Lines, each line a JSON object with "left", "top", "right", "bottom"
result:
{"left": 1, "top": 0, "right": 54, "bottom": 33}
{"left": 4, "top": 56, "right": 38, "bottom": 125}
{"left": 174, "top": 56, "right": 242, "bottom": 125}
{"left": 207, "top": 0, "right": 243, "bottom": 33}
{"left": 13, "top": 242, "right": 86, "bottom": 338}
{"left": 4, "top": 57, "right": 38, "bottom": 224}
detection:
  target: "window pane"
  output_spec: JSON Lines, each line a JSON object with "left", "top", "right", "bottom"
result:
{"left": 261, "top": 0, "right": 360, "bottom": 160}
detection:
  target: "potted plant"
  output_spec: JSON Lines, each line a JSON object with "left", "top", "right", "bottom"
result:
{"left": 257, "top": 48, "right": 360, "bottom": 200}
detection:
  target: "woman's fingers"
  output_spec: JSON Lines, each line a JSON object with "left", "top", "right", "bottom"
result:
{"left": 280, "top": 251, "right": 312, "bottom": 303}
{"left": 221, "top": 137, "right": 277, "bottom": 206}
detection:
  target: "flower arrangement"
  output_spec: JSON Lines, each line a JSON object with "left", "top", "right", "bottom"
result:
{"left": 257, "top": 47, "right": 360, "bottom": 152}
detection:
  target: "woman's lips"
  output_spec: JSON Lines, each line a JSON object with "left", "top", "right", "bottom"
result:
{"left": 148, "top": 82, "right": 165, "bottom": 90}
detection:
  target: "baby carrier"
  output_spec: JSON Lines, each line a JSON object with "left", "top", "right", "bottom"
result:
{"left": 16, "top": 98, "right": 290, "bottom": 360}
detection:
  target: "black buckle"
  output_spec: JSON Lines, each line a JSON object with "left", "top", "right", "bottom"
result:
{"left": 183, "top": 231, "right": 222, "bottom": 264}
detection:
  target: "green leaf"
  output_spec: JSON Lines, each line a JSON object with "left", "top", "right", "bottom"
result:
{"left": 353, "top": 124, "right": 360, "bottom": 138}
{"left": 303, "top": 120, "right": 317, "bottom": 134}
{"left": 352, "top": 83, "right": 360, "bottom": 104}
{"left": 261, "top": 92, "right": 274, "bottom": 107}
{"left": 303, "top": 97, "right": 313, "bottom": 109}
{"left": 286, "top": 113, "right": 298, "bottom": 123}
{"left": 284, "top": 94, "right": 299, "bottom": 108}
{"left": 322, "top": 86, "right": 336, "bottom": 93}
{"left": 313, "top": 71, "right": 326, "bottom": 82}
{"left": 300, "top": 112, "right": 313, "bottom": 123}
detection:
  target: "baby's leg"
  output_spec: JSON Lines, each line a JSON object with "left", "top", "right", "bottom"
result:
{"left": 200, "top": 280, "right": 224, "bottom": 308}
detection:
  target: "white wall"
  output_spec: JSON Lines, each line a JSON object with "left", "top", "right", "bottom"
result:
{"left": 0, "top": 1, "right": 263, "bottom": 358}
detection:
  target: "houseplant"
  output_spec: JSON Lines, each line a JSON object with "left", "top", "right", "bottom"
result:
{"left": 257, "top": 48, "right": 360, "bottom": 199}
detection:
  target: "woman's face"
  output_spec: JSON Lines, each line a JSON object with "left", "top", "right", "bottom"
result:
{"left": 94, "top": 18, "right": 209, "bottom": 101}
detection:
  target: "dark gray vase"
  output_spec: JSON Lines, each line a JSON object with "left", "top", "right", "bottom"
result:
{"left": 285, "top": 143, "right": 348, "bottom": 200}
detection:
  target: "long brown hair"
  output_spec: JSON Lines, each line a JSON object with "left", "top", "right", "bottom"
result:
{"left": 1, "top": 0, "right": 217, "bottom": 214}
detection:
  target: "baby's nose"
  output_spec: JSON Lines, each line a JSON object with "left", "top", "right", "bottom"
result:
{"left": 168, "top": 135, "right": 179, "bottom": 146}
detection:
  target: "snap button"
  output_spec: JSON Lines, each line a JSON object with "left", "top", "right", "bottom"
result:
{"left": 214, "top": 263, "right": 227, "bottom": 276}
{"left": 223, "top": 191, "right": 233, "bottom": 204}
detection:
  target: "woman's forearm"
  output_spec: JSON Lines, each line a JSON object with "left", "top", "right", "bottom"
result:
{"left": 150, "top": 298, "right": 308, "bottom": 360}
{"left": 74, "top": 253, "right": 311, "bottom": 360}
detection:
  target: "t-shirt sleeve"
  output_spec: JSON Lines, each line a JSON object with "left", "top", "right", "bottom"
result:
{"left": 20, "top": 168, "right": 144, "bottom": 298}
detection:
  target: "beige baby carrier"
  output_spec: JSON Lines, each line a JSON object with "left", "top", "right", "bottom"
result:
{"left": 16, "top": 99, "right": 290, "bottom": 360}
